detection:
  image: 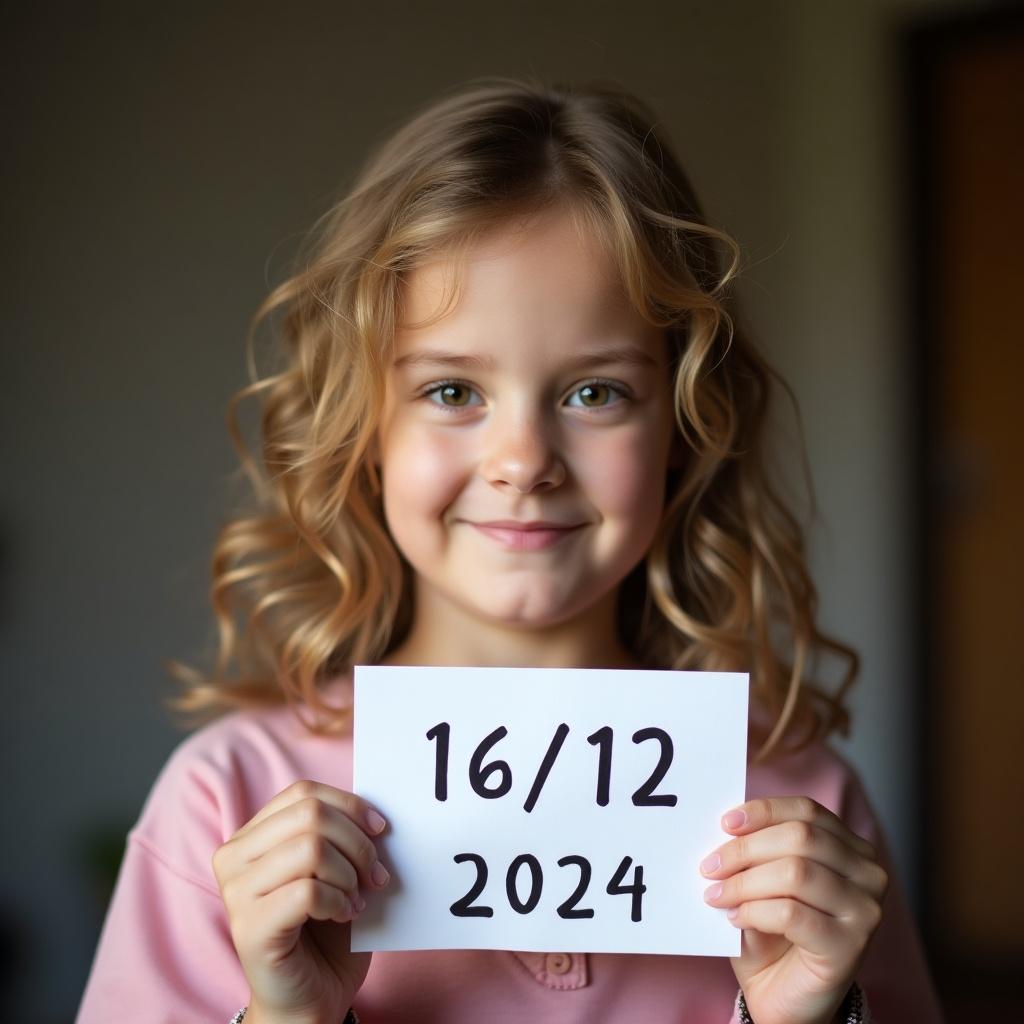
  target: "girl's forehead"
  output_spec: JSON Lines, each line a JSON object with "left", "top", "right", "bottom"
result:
{"left": 396, "top": 209, "right": 636, "bottom": 336}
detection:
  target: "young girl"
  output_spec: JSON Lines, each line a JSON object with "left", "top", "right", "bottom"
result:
{"left": 76, "top": 77, "right": 943, "bottom": 1023}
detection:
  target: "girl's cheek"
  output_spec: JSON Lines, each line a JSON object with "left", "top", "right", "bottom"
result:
{"left": 382, "top": 423, "right": 470, "bottom": 512}
{"left": 581, "top": 432, "right": 667, "bottom": 520}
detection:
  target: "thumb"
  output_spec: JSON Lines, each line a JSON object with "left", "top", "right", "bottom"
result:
{"left": 731, "top": 925, "right": 788, "bottom": 985}
{"left": 306, "top": 919, "right": 373, "bottom": 990}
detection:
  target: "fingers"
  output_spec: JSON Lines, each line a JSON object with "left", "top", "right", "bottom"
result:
{"left": 230, "top": 875, "right": 360, "bottom": 972}
{"left": 213, "top": 780, "right": 392, "bottom": 901}
{"left": 720, "top": 797, "right": 878, "bottom": 861}
{"left": 260, "top": 876, "right": 363, "bottom": 937}
{"left": 703, "top": 855, "right": 878, "bottom": 925}
{"left": 236, "top": 831, "right": 367, "bottom": 915}
{"left": 246, "top": 798, "right": 387, "bottom": 894}
{"left": 214, "top": 781, "right": 381, "bottom": 1016}
{"left": 723, "top": 897, "right": 846, "bottom": 958}
{"left": 700, "top": 817, "right": 889, "bottom": 898}
{"left": 696, "top": 795, "right": 889, "bottom": 970}
{"left": 237, "top": 780, "right": 387, "bottom": 842}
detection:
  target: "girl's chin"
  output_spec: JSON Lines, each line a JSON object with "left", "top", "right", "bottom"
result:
{"left": 456, "top": 593, "right": 595, "bottom": 630}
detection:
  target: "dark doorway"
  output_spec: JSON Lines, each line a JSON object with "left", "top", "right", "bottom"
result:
{"left": 905, "top": 5, "right": 1024, "bottom": 1019}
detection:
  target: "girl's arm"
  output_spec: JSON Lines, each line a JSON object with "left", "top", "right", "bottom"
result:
{"left": 832, "top": 764, "right": 945, "bottom": 1021}
{"left": 76, "top": 833, "right": 250, "bottom": 1022}
{"left": 75, "top": 739, "right": 252, "bottom": 1023}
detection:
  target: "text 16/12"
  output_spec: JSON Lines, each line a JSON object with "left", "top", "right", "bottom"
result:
{"left": 426, "top": 722, "right": 679, "bottom": 812}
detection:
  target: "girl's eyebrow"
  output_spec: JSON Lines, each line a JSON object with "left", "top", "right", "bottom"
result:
{"left": 393, "top": 346, "right": 659, "bottom": 372}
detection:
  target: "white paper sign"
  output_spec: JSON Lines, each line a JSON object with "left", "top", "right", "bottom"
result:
{"left": 352, "top": 665, "right": 748, "bottom": 956}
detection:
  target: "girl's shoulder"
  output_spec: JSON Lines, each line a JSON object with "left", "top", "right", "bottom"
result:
{"left": 170, "top": 672, "right": 353, "bottom": 764}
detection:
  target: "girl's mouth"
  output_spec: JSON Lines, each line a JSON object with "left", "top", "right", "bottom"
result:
{"left": 468, "top": 521, "right": 585, "bottom": 551}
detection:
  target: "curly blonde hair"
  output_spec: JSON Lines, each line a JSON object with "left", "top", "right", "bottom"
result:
{"left": 165, "top": 75, "right": 858, "bottom": 763}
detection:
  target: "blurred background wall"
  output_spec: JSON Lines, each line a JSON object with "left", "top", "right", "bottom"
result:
{"left": 2, "top": 1, "right": 1010, "bottom": 1020}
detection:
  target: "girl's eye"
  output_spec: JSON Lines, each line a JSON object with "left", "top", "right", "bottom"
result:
{"left": 566, "top": 381, "right": 627, "bottom": 409}
{"left": 423, "top": 381, "right": 483, "bottom": 409}
{"left": 421, "top": 379, "right": 628, "bottom": 411}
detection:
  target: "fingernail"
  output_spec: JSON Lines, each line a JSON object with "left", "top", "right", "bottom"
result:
{"left": 353, "top": 892, "right": 366, "bottom": 913}
{"left": 727, "top": 906, "right": 739, "bottom": 919}
{"left": 700, "top": 853, "right": 721, "bottom": 874}
{"left": 366, "top": 809, "right": 387, "bottom": 834}
{"left": 703, "top": 883, "right": 723, "bottom": 903}
{"left": 371, "top": 860, "right": 391, "bottom": 887}
{"left": 723, "top": 809, "right": 747, "bottom": 830}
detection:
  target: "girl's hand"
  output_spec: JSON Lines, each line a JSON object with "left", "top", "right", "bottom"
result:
{"left": 212, "top": 780, "right": 390, "bottom": 1024}
{"left": 699, "top": 797, "right": 888, "bottom": 1024}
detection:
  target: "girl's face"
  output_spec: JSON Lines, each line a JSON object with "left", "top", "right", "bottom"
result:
{"left": 375, "top": 207, "right": 677, "bottom": 638}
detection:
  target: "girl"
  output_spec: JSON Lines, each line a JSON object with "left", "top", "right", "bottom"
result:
{"left": 76, "top": 77, "right": 944, "bottom": 1023}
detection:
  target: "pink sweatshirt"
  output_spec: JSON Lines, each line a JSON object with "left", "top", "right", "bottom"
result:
{"left": 76, "top": 676, "right": 944, "bottom": 1023}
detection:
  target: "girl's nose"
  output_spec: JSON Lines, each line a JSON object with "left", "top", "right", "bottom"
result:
{"left": 479, "top": 411, "right": 566, "bottom": 493}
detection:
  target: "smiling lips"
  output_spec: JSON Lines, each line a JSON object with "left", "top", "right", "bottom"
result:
{"left": 469, "top": 520, "right": 585, "bottom": 551}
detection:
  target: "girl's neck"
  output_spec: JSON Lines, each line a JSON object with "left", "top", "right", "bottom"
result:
{"left": 382, "top": 581, "right": 642, "bottom": 671}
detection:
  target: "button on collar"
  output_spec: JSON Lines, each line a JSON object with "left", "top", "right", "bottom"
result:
{"left": 546, "top": 952, "right": 571, "bottom": 975}
{"left": 509, "top": 950, "right": 589, "bottom": 989}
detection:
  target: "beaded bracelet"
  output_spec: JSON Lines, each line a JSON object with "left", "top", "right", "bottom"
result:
{"left": 737, "top": 980, "right": 867, "bottom": 1024}
{"left": 229, "top": 1007, "right": 360, "bottom": 1023}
